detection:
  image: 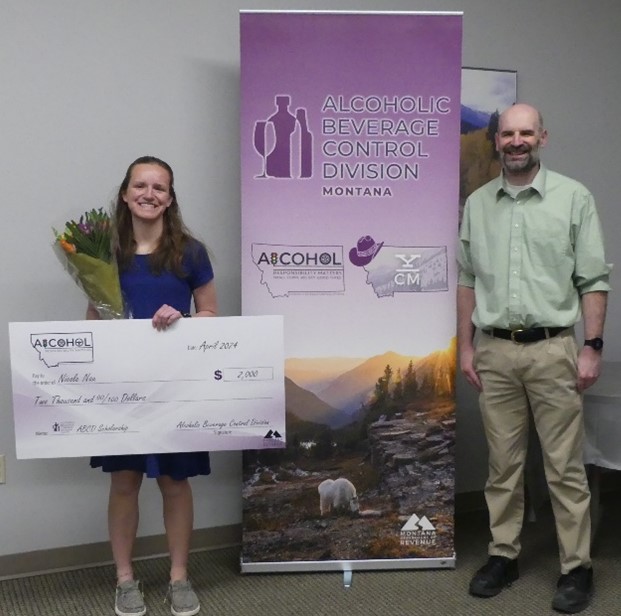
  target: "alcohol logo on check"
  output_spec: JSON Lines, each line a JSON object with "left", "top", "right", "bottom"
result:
{"left": 30, "top": 332, "right": 94, "bottom": 368}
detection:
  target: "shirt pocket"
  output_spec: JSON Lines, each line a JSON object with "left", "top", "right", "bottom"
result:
{"left": 527, "top": 230, "right": 572, "bottom": 268}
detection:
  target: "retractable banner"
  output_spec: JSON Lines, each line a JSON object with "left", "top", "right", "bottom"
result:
{"left": 240, "top": 10, "right": 462, "bottom": 572}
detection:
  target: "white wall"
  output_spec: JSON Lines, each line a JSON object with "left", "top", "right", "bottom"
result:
{"left": 1, "top": 0, "right": 619, "bottom": 557}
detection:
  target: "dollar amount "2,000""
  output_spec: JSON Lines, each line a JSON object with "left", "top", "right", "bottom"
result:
{"left": 213, "top": 368, "right": 272, "bottom": 381}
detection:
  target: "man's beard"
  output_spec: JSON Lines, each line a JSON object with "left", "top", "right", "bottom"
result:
{"left": 501, "top": 145, "right": 539, "bottom": 175}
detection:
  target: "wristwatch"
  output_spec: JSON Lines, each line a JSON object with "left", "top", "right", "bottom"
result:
{"left": 584, "top": 337, "right": 604, "bottom": 351}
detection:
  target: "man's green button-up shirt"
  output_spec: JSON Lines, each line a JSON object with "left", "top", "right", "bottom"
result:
{"left": 458, "top": 165, "right": 611, "bottom": 330}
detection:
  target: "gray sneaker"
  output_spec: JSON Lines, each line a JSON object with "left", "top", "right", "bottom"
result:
{"left": 167, "top": 580, "right": 200, "bottom": 616}
{"left": 115, "top": 580, "right": 147, "bottom": 616}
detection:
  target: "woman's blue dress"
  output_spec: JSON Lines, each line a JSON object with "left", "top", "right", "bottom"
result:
{"left": 90, "top": 241, "right": 213, "bottom": 480}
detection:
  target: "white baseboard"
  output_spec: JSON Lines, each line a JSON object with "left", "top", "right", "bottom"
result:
{"left": 0, "top": 524, "right": 241, "bottom": 581}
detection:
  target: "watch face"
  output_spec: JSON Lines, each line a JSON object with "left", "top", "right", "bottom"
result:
{"left": 586, "top": 338, "right": 604, "bottom": 351}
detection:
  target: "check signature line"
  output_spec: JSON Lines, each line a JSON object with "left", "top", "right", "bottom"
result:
{"left": 150, "top": 396, "right": 274, "bottom": 403}
{"left": 85, "top": 379, "right": 257, "bottom": 385}
{"left": 34, "top": 396, "right": 274, "bottom": 408}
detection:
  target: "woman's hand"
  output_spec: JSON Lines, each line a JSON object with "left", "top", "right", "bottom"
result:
{"left": 152, "top": 304, "right": 184, "bottom": 331}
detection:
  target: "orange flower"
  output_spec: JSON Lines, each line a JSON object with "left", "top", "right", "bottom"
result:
{"left": 60, "top": 238, "right": 77, "bottom": 254}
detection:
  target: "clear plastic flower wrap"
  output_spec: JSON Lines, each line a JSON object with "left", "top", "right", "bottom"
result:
{"left": 53, "top": 208, "right": 125, "bottom": 319}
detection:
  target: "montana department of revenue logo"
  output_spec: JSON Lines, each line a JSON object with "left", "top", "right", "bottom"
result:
{"left": 263, "top": 429, "right": 285, "bottom": 449}
{"left": 400, "top": 513, "right": 437, "bottom": 547}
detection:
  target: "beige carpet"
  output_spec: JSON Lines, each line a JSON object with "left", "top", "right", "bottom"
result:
{"left": 1, "top": 494, "right": 620, "bottom": 616}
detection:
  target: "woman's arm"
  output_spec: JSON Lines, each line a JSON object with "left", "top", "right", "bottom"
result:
{"left": 192, "top": 280, "right": 217, "bottom": 317}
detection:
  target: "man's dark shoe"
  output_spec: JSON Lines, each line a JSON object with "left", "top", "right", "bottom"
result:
{"left": 552, "top": 566, "right": 593, "bottom": 613}
{"left": 469, "top": 555, "right": 519, "bottom": 597}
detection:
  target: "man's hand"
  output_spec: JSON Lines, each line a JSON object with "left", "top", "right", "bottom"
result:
{"left": 460, "top": 346, "right": 482, "bottom": 391}
{"left": 577, "top": 346, "right": 602, "bottom": 391}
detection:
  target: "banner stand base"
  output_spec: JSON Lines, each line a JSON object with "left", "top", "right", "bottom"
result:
{"left": 343, "top": 570, "right": 352, "bottom": 588}
{"left": 240, "top": 555, "right": 456, "bottom": 574}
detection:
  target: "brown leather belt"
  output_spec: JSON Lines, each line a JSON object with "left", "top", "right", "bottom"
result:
{"left": 483, "top": 327, "right": 566, "bottom": 344}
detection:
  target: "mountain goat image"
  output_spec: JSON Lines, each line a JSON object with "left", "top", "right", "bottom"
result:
{"left": 318, "top": 477, "right": 359, "bottom": 516}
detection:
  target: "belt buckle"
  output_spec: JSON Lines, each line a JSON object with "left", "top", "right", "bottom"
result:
{"left": 510, "top": 329, "right": 525, "bottom": 344}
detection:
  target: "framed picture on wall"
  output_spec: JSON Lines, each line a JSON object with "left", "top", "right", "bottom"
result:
{"left": 460, "top": 67, "right": 517, "bottom": 220}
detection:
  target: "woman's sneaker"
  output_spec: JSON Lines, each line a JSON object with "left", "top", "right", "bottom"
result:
{"left": 115, "top": 580, "right": 147, "bottom": 616}
{"left": 167, "top": 580, "right": 200, "bottom": 616}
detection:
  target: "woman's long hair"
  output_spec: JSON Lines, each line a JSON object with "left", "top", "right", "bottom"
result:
{"left": 114, "top": 155, "right": 199, "bottom": 276}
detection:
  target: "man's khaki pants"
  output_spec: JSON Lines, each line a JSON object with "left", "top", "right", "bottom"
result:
{"left": 475, "top": 329, "right": 591, "bottom": 573}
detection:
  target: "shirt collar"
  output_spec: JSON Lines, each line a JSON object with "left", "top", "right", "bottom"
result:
{"left": 495, "top": 164, "right": 547, "bottom": 200}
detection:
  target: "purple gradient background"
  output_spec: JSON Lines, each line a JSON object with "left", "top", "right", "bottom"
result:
{"left": 241, "top": 12, "right": 462, "bottom": 357}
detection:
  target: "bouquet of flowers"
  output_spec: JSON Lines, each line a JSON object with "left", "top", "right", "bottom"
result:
{"left": 53, "top": 208, "right": 125, "bottom": 319}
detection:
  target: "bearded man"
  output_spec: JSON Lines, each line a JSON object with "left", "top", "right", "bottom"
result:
{"left": 457, "top": 103, "right": 611, "bottom": 614}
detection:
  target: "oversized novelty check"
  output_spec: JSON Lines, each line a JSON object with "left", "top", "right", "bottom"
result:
{"left": 9, "top": 316, "right": 285, "bottom": 459}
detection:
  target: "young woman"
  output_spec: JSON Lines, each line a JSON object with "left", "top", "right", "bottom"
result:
{"left": 88, "top": 156, "right": 217, "bottom": 616}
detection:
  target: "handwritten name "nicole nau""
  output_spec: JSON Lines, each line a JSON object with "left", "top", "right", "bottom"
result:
{"left": 58, "top": 373, "right": 96, "bottom": 383}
